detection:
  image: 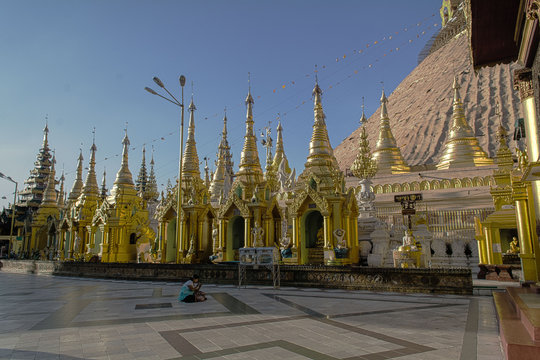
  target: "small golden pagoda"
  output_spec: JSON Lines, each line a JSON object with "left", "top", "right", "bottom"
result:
{"left": 155, "top": 97, "right": 214, "bottom": 263}
{"left": 372, "top": 90, "right": 410, "bottom": 174}
{"left": 69, "top": 135, "right": 100, "bottom": 260}
{"left": 273, "top": 121, "right": 291, "bottom": 175}
{"left": 436, "top": 76, "right": 493, "bottom": 169}
{"left": 209, "top": 112, "right": 234, "bottom": 203}
{"left": 272, "top": 121, "right": 295, "bottom": 196}
{"left": 30, "top": 155, "right": 60, "bottom": 256}
{"left": 95, "top": 130, "right": 155, "bottom": 263}
{"left": 177, "top": 97, "right": 214, "bottom": 263}
{"left": 287, "top": 81, "right": 359, "bottom": 265}
{"left": 15, "top": 123, "right": 54, "bottom": 254}
{"left": 351, "top": 108, "right": 378, "bottom": 213}
{"left": 216, "top": 87, "right": 282, "bottom": 261}
{"left": 476, "top": 121, "right": 516, "bottom": 265}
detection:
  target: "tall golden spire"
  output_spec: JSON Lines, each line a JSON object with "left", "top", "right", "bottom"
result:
{"left": 41, "top": 155, "right": 58, "bottom": 207}
{"left": 210, "top": 110, "right": 230, "bottom": 201}
{"left": 100, "top": 168, "right": 108, "bottom": 200}
{"left": 57, "top": 170, "right": 65, "bottom": 207}
{"left": 236, "top": 77, "right": 263, "bottom": 184}
{"left": 210, "top": 154, "right": 226, "bottom": 201}
{"left": 146, "top": 149, "right": 159, "bottom": 201}
{"left": 181, "top": 96, "right": 201, "bottom": 179}
{"left": 272, "top": 121, "right": 291, "bottom": 174}
{"left": 136, "top": 147, "right": 148, "bottom": 197}
{"left": 111, "top": 126, "right": 135, "bottom": 194}
{"left": 81, "top": 131, "right": 99, "bottom": 197}
{"left": 436, "top": 76, "right": 493, "bottom": 169}
{"left": 218, "top": 109, "right": 234, "bottom": 177}
{"left": 372, "top": 89, "right": 410, "bottom": 174}
{"left": 305, "top": 80, "right": 338, "bottom": 169}
{"left": 68, "top": 149, "right": 84, "bottom": 202}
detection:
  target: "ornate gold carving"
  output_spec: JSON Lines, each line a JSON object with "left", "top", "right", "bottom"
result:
{"left": 513, "top": 68, "right": 534, "bottom": 100}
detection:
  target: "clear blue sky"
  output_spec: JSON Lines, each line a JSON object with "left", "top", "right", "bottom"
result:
{"left": 0, "top": 0, "right": 441, "bottom": 208}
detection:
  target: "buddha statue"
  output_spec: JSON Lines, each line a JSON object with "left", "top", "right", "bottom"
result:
{"left": 507, "top": 236, "right": 520, "bottom": 254}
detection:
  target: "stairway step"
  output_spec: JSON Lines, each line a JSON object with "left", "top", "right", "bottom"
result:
{"left": 493, "top": 292, "right": 540, "bottom": 360}
{"left": 506, "top": 287, "right": 540, "bottom": 342}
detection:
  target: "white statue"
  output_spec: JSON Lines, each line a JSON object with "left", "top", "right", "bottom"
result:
{"left": 333, "top": 228, "right": 347, "bottom": 249}
{"left": 277, "top": 158, "right": 296, "bottom": 192}
{"left": 212, "top": 220, "right": 219, "bottom": 252}
{"left": 252, "top": 221, "right": 264, "bottom": 247}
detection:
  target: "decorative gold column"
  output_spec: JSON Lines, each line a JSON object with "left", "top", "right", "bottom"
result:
{"left": 244, "top": 217, "right": 252, "bottom": 247}
{"left": 514, "top": 183, "right": 538, "bottom": 281}
{"left": 483, "top": 227, "right": 494, "bottom": 264}
{"left": 514, "top": 69, "right": 540, "bottom": 225}
{"left": 477, "top": 237, "right": 487, "bottom": 264}
{"left": 68, "top": 228, "right": 74, "bottom": 258}
{"left": 197, "top": 220, "right": 203, "bottom": 251}
{"left": 263, "top": 218, "right": 270, "bottom": 246}
{"left": 323, "top": 216, "right": 331, "bottom": 248}
{"left": 177, "top": 215, "right": 185, "bottom": 263}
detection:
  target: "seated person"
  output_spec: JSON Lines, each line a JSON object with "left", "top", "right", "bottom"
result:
{"left": 178, "top": 274, "right": 207, "bottom": 303}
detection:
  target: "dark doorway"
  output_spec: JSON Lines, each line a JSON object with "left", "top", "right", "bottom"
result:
{"left": 305, "top": 211, "right": 323, "bottom": 248}
{"left": 232, "top": 217, "right": 245, "bottom": 249}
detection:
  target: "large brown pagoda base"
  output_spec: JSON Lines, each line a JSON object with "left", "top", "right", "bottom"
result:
{"left": 0, "top": 260, "right": 472, "bottom": 295}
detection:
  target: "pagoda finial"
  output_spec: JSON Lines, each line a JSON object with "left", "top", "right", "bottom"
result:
{"left": 453, "top": 75, "right": 461, "bottom": 102}
{"left": 81, "top": 129, "right": 99, "bottom": 197}
{"left": 360, "top": 96, "right": 367, "bottom": 124}
{"left": 312, "top": 65, "right": 323, "bottom": 103}
{"left": 101, "top": 167, "right": 108, "bottom": 199}
{"left": 380, "top": 87, "right": 389, "bottom": 119}
{"left": 42, "top": 116, "right": 50, "bottom": 149}
{"left": 245, "top": 72, "right": 254, "bottom": 106}
{"left": 204, "top": 157, "right": 210, "bottom": 188}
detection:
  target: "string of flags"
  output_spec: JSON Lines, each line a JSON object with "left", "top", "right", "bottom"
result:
{"left": 63, "top": 13, "right": 440, "bottom": 182}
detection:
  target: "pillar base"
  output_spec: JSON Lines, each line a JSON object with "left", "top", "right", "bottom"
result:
{"left": 519, "top": 253, "right": 539, "bottom": 282}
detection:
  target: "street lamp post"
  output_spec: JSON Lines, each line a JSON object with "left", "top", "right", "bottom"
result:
{"left": 0, "top": 172, "right": 18, "bottom": 256}
{"left": 145, "top": 75, "right": 186, "bottom": 263}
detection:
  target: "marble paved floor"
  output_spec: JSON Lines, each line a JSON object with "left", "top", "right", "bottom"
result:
{"left": 0, "top": 273, "right": 503, "bottom": 359}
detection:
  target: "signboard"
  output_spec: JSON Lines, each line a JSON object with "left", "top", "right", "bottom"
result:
{"left": 402, "top": 209, "right": 416, "bottom": 215}
{"left": 394, "top": 194, "right": 423, "bottom": 203}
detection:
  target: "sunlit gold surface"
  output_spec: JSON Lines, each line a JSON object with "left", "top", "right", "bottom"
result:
{"left": 372, "top": 90, "right": 410, "bottom": 174}
{"left": 181, "top": 99, "right": 201, "bottom": 180}
{"left": 350, "top": 124, "right": 377, "bottom": 180}
{"left": 236, "top": 91, "right": 263, "bottom": 184}
{"left": 436, "top": 76, "right": 493, "bottom": 169}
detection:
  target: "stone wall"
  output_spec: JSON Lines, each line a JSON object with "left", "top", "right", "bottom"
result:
{"left": 0, "top": 260, "right": 472, "bottom": 295}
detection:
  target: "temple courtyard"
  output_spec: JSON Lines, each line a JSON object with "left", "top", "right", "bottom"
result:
{"left": 0, "top": 272, "right": 505, "bottom": 360}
